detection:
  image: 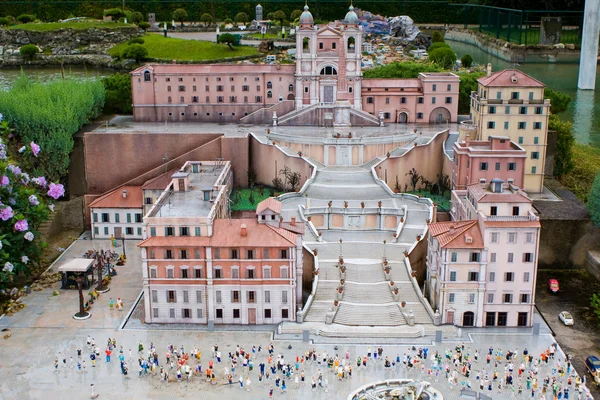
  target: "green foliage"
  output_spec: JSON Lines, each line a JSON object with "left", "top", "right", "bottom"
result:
{"left": 588, "top": 173, "right": 600, "bottom": 227}
{"left": 230, "top": 188, "right": 272, "bottom": 211}
{"left": 172, "top": 8, "right": 188, "bottom": 26}
{"left": 0, "top": 73, "right": 105, "bottom": 182}
{"left": 16, "top": 14, "right": 36, "bottom": 24}
{"left": 428, "top": 47, "right": 456, "bottom": 69}
{"left": 545, "top": 87, "right": 571, "bottom": 115}
{"left": 460, "top": 54, "right": 473, "bottom": 68}
{"left": 290, "top": 9, "right": 303, "bottom": 21}
{"left": 0, "top": 17, "right": 11, "bottom": 26}
{"left": 200, "top": 13, "right": 212, "bottom": 26}
{"left": 591, "top": 292, "right": 600, "bottom": 326}
{"left": 431, "top": 30, "right": 444, "bottom": 43}
{"left": 121, "top": 43, "right": 148, "bottom": 62}
{"left": 235, "top": 12, "right": 248, "bottom": 24}
{"left": 19, "top": 44, "right": 39, "bottom": 60}
{"left": 103, "top": 8, "right": 125, "bottom": 19}
{"left": 457, "top": 71, "right": 485, "bottom": 114}
{"left": 549, "top": 114, "right": 574, "bottom": 179}
{"left": 217, "top": 33, "right": 236, "bottom": 49}
{"left": 137, "top": 21, "right": 150, "bottom": 30}
{"left": 273, "top": 10, "right": 287, "bottom": 26}
{"left": 560, "top": 143, "right": 600, "bottom": 202}
{"left": 127, "top": 37, "right": 145, "bottom": 45}
{"left": 101, "top": 73, "right": 132, "bottom": 115}
{"left": 9, "top": 20, "right": 130, "bottom": 31}
{"left": 363, "top": 62, "right": 442, "bottom": 79}
{"left": 223, "top": 18, "right": 233, "bottom": 25}
{"left": 427, "top": 42, "right": 450, "bottom": 53}
{"left": 131, "top": 11, "right": 143, "bottom": 24}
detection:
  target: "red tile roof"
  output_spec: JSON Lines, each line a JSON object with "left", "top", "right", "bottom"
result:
{"left": 256, "top": 198, "right": 282, "bottom": 215}
{"left": 428, "top": 220, "right": 484, "bottom": 249}
{"left": 477, "top": 69, "right": 545, "bottom": 88}
{"left": 89, "top": 186, "right": 143, "bottom": 209}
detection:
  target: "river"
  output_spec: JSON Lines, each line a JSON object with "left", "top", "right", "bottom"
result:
{"left": 448, "top": 40, "right": 600, "bottom": 148}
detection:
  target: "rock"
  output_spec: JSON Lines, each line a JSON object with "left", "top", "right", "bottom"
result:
{"left": 389, "top": 16, "right": 420, "bottom": 41}
{"left": 553, "top": 43, "right": 565, "bottom": 49}
{"left": 566, "top": 43, "right": 575, "bottom": 50}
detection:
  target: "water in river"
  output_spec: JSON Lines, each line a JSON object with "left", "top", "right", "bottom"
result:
{"left": 448, "top": 40, "right": 600, "bottom": 148}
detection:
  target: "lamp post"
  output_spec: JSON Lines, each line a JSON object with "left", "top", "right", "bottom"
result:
{"left": 339, "top": 239, "right": 343, "bottom": 257}
{"left": 383, "top": 240, "right": 387, "bottom": 259}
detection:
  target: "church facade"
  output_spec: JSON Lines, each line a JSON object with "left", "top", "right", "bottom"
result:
{"left": 131, "top": 5, "right": 459, "bottom": 125}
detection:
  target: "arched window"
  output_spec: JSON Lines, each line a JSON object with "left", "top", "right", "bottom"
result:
{"left": 319, "top": 66, "right": 338, "bottom": 76}
{"left": 180, "top": 96, "right": 185, "bottom": 103}
{"left": 347, "top": 37, "right": 355, "bottom": 53}
{"left": 288, "top": 84, "right": 294, "bottom": 92}
{"left": 267, "top": 90, "right": 273, "bottom": 99}
{"left": 267, "top": 81, "right": 273, "bottom": 89}
{"left": 302, "top": 37, "right": 310, "bottom": 53}
{"left": 167, "top": 96, "right": 172, "bottom": 104}
{"left": 143, "top": 70, "right": 151, "bottom": 82}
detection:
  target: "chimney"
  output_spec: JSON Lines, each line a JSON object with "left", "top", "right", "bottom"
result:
{"left": 122, "top": 189, "right": 127, "bottom": 198}
{"left": 291, "top": 217, "right": 296, "bottom": 226}
{"left": 449, "top": 225, "right": 455, "bottom": 235}
{"left": 486, "top": 63, "right": 492, "bottom": 77}
{"left": 240, "top": 224, "right": 247, "bottom": 237}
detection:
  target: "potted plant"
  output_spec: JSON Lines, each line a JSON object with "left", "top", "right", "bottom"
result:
{"left": 338, "top": 257, "right": 344, "bottom": 265}
{"left": 340, "top": 279, "right": 345, "bottom": 286}
{"left": 378, "top": 201, "right": 382, "bottom": 208}
{"left": 298, "top": 151, "right": 303, "bottom": 157}
{"left": 344, "top": 201, "right": 348, "bottom": 208}
{"left": 403, "top": 250, "right": 409, "bottom": 257}
{"left": 339, "top": 265, "right": 346, "bottom": 280}
{"left": 400, "top": 217, "right": 404, "bottom": 223}
{"left": 411, "top": 270, "right": 417, "bottom": 278}
{"left": 426, "top": 218, "right": 431, "bottom": 223}
{"left": 393, "top": 233, "right": 397, "bottom": 238}
{"left": 386, "top": 152, "right": 390, "bottom": 158}
{"left": 313, "top": 249, "right": 318, "bottom": 256}
{"left": 307, "top": 216, "right": 312, "bottom": 221}
{"left": 314, "top": 269, "right": 319, "bottom": 276}
{"left": 384, "top": 266, "right": 391, "bottom": 280}
{"left": 413, "top": 142, "right": 417, "bottom": 147}
{"left": 333, "top": 299, "right": 339, "bottom": 307}
{"left": 401, "top": 301, "right": 406, "bottom": 308}
{"left": 389, "top": 281, "right": 394, "bottom": 287}
{"left": 416, "top": 235, "right": 421, "bottom": 241}
{"left": 318, "top": 231, "right": 322, "bottom": 237}
{"left": 361, "top": 201, "right": 365, "bottom": 208}
{"left": 393, "top": 287, "right": 399, "bottom": 295}
{"left": 328, "top": 201, "right": 332, "bottom": 208}
{"left": 383, "top": 259, "right": 388, "bottom": 266}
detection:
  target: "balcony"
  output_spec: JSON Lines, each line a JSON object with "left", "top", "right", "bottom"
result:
{"left": 485, "top": 214, "right": 539, "bottom": 222}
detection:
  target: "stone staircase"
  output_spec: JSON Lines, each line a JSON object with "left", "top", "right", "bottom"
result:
{"left": 335, "top": 303, "right": 405, "bottom": 326}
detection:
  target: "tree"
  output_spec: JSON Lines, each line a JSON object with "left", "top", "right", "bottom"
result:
{"left": 458, "top": 71, "right": 485, "bottom": 114}
{"left": 279, "top": 166, "right": 291, "bottom": 189}
{"left": 16, "top": 14, "right": 36, "bottom": 24}
{"left": 137, "top": 22, "right": 150, "bottom": 31}
{"left": 437, "top": 173, "right": 451, "bottom": 196}
{"left": 266, "top": 12, "right": 275, "bottom": 21}
{"left": 200, "top": 13, "right": 213, "bottom": 26}
{"left": 406, "top": 168, "right": 423, "bottom": 192}
{"left": 272, "top": 10, "right": 286, "bottom": 27}
{"left": 19, "top": 44, "right": 39, "bottom": 61}
{"left": 429, "top": 47, "right": 456, "bottom": 69}
{"left": 545, "top": 87, "right": 571, "bottom": 115}
{"left": 102, "top": 73, "right": 132, "bottom": 114}
{"left": 247, "top": 166, "right": 257, "bottom": 188}
{"left": 224, "top": 18, "right": 233, "bottom": 25}
{"left": 172, "top": 8, "right": 188, "bottom": 27}
{"left": 0, "top": 17, "right": 11, "bottom": 26}
{"left": 591, "top": 292, "right": 600, "bottom": 326}
{"left": 549, "top": 115, "right": 574, "bottom": 178}
{"left": 588, "top": 172, "right": 600, "bottom": 227}
{"left": 431, "top": 30, "right": 444, "bottom": 43}
{"left": 288, "top": 172, "right": 302, "bottom": 191}
{"left": 290, "top": 9, "right": 303, "bottom": 22}
{"left": 235, "top": 12, "right": 248, "bottom": 24}
{"left": 131, "top": 11, "right": 144, "bottom": 24}
{"left": 427, "top": 42, "right": 450, "bottom": 53}
{"left": 74, "top": 273, "right": 89, "bottom": 318}
{"left": 121, "top": 44, "right": 148, "bottom": 62}
{"left": 217, "top": 33, "right": 236, "bottom": 50}
{"left": 272, "top": 177, "right": 284, "bottom": 192}
{"left": 461, "top": 54, "right": 473, "bottom": 68}
{"left": 103, "top": 8, "right": 124, "bottom": 20}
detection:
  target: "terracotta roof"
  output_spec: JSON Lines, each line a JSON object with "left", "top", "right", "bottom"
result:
{"left": 468, "top": 183, "right": 531, "bottom": 204}
{"left": 89, "top": 186, "right": 143, "bottom": 209}
{"left": 279, "top": 221, "right": 305, "bottom": 234}
{"left": 139, "top": 218, "right": 298, "bottom": 248}
{"left": 256, "top": 198, "right": 282, "bottom": 214}
{"left": 484, "top": 220, "right": 541, "bottom": 228}
{"left": 142, "top": 169, "right": 178, "bottom": 190}
{"left": 428, "top": 220, "right": 484, "bottom": 249}
{"left": 477, "top": 69, "right": 545, "bottom": 88}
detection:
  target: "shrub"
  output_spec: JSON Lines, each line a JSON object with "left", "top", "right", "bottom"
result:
{"left": 103, "top": 8, "right": 125, "bottom": 19}
{"left": 224, "top": 18, "right": 233, "bottom": 25}
{"left": 290, "top": 9, "right": 303, "bottom": 21}
{"left": 273, "top": 10, "right": 287, "bottom": 27}
{"left": 0, "top": 17, "right": 10, "bottom": 26}
{"left": 200, "top": 13, "right": 212, "bottom": 26}
{"left": 102, "top": 73, "right": 132, "bottom": 114}
{"left": 457, "top": 71, "right": 485, "bottom": 114}
{"left": 428, "top": 47, "right": 456, "bottom": 69}
{"left": 127, "top": 37, "right": 145, "bottom": 45}
{"left": 16, "top": 14, "right": 36, "bottom": 24}
{"left": 160, "top": 21, "right": 173, "bottom": 29}
{"left": 545, "top": 87, "right": 571, "bottom": 115}
{"left": 460, "top": 54, "right": 473, "bottom": 68}
{"left": 137, "top": 21, "right": 150, "bottom": 31}
{"left": 427, "top": 42, "right": 450, "bottom": 53}
{"left": 550, "top": 114, "right": 575, "bottom": 179}
{"left": 363, "top": 61, "right": 442, "bottom": 79}
{"left": 217, "top": 33, "right": 236, "bottom": 50}
{"left": 431, "top": 30, "right": 444, "bottom": 42}
{"left": 19, "top": 44, "right": 39, "bottom": 60}
{"left": 121, "top": 43, "right": 148, "bottom": 62}
{"left": 131, "top": 11, "right": 143, "bottom": 24}
{"left": 172, "top": 8, "right": 188, "bottom": 26}
{"left": 235, "top": 12, "right": 248, "bottom": 24}
{"left": 588, "top": 173, "right": 600, "bottom": 227}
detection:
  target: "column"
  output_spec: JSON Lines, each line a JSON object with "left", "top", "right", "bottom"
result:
{"left": 295, "top": 77, "right": 303, "bottom": 110}
{"left": 353, "top": 78, "right": 362, "bottom": 110}
{"left": 310, "top": 77, "right": 319, "bottom": 105}
{"left": 578, "top": 0, "right": 600, "bottom": 89}
{"left": 206, "top": 247, "right": 215, "bottom": 328}
{"left": 324, "top": 145, "right": 329, "bottom": 165}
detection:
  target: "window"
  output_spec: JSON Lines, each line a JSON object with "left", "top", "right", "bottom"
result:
{"left": 217, "top": 96, "right": 224, "bottom": 103}
{"left": 93, "top": 227, "right": 98, "bottom": 235}
{"left": 231, "top": 268, "right": 239, "bottom": 279}
{"left": 191, "top": 96, "right": 199, "bottom": 103}
{"left": 247, "top": 249, "right": 255, "bottom": 259}
{"left": 215, "top": 290, "right": 222, "bottom": 304}
{"left": 401, "top": 97, "right": 406, "bottom": 104}
{"left": 194, "top": 268, "right": 203, "bottom": 279}
{"left": 523, "top": 253, "right": 533, "bottom": 263}
{"left": 101, "top": 213, "right": 109, "bottom": 223}
{"left": 104, "top": 227, "right": 109, "bottom": 235}
{"left": 255, "top": 96, "right": 262, "bottom": 103}
{"left": 125, "top": 213, "right": 131, "bottom": 223}
{"left": 383, "top": 112, "right": 391, "bottom": 119}
{"left": 385, "top": 97, "right": 390, "bottom": 104}
{"left": 216, "top": 85, "right": 223, "bottom": 92}
{"left": 178, "top": 86, "right": 185, "bottom": 92}
{"left": 487, "top": 121, "right": 495, "bottom": 129}
{"left": 151, "top": 290, "right": 158, "bottom": 302}
{"left": 149, "top": 250, "right": 155, "bottom": 259}
{"left": 519, "top": 106, "right": 527, "bottom": 115}
{"left": 518, "top": 122, "right": 526, "bottom": 130}
{"left": 288, "top": 84, "right": 294, "bottom": 92}
{"left": 468, "top": 271, "right": 479, "bottom": 281}
{"left": 243, "top": 96, "right": 248, "bottom": 103}
{"left": 182, "top": 290, "right": 189, "bottom": 303}
{"left": 366, "top": 97, "right": 374, "bottom": 104}
{"left": 432, "top": 84, "right": 437, "bottom": 91}
{"left": 281, "top": 309, "right": 289, "bottom": 319}
{"left": 418, "top": 97, "right": 424, "bottom": 104}
{"left": 264, "top": 309, "right": 272, "bottom": 318}
{"left": 197, "top": 309, "right": 203, "bottom": 318}
{"left": 432, "top": 97, "right": 436, "bottom": 104}
{"left": 114, "top": 213, "right": 120, "bottom": 223}
{"left": 231, "top": 249, "right": 239, "bottom": 259}
{"left": 231, "top": 290, "right": 240, "bottom": 303}
{"left": 279, "top": 249, "right": 288, "bottom": 259}
{"left": 526, "top": 233, "right": 534, "bottom": 243}
{"left": 230, "top": 96, "right": 237, "bottom": 103}
{"left": 267, "top": 81, "right": 272, "bottom": 89}
{"left": 535, "top": 106, "right": 543, "bottom": 115}
{"left": 267, "top": 91, "right": 273, "bottom": 99}
{"left": 165, "top": 250, "right": 173, "bottom": 259}
{"left": 177, "top": 227, "right": 189, "bottom": 237}
{"left": 167, "top": 86, "right": 171, "bottom": 92}
{"left": 509, "top": 206, "right": 519, "bottom": 216}
{"left": 468, "top": 293, "right": 476, "bottom": 304}
{"left": 447, "top": 84, "right": 452, "bottom": 91}
{"left": 520, "top": 293, "right": 530, "bottom": 303}
{"left": 504, "top": 121, "right": 509, "bottom": 130}
{"left": 496, "top": 91, "right": 501, "bottom": 99}
{"left": 470, "top": 252, "right": 480, "bottom": 262}
{"left": 216, "top": 309, "right": 223, "bottom": 318}
{"left": 490, "top": 253, "right": 496, "bottom": 263}
{"left": 233, "top": 309, "right": 240, "bottom": 319}
{"left": 169, "top": 308, "right": 175, "bottom": 318}
{"left": 143, "top": 71, "right": 151, "bottom": 81}
{"left": 505, "top": 272, "right": 514, "bottom": 282}
{"left": 165, "top": 227, "right": 175, "bottom": 236}
{"left": 531, "top": 152, "right": 539, "bottom": 160}
{"left": 180, "top": 268, "right": 188, "bottom": 279}
{"left": 486, "top": 312, "right": 496, "bottom": 326}
{"left": 167, "top": 290, "right": 176, "bottom": 303}
{"left": 445, "top": 97, "right": 452, "bottom": 104}
{"left": 153, "top": 308, "right": 159, "bottom": 318}
{"left": 508, "top": 253, "right": 514, "bottom": 263}
{"left": 280, "top": 267, "right": 288, "bottom": 279}
{"left": 417, "top": 112, "right": 423, "bottom": 119}
{"left": 511, "top": 91, "right": 519, "bottom": 100}
{"left": 449, "top": 271, "right": 457, "bottom": 281}
{"left": 247, "top": 269, "right": 255, "bottom": 279}
{"left": 487, "top": 293, "right": 494, "bottom": 304}
{"left": 518, "top": 136, "right": 523, "bottom": 144}
{"left": 480, "top": 162, "right": 488, "bottom": 171}
{"left": 503, "top": 293, "right": 513, "bottom": 304}
{"left": 213, "top": 268, "right": 222, "bottom": 279}
{"left": 451, "top": 252, "right": 457, "bottom": 262}
{"left": 264, "top": 290, "right": 271, "bottom": 303}
{"left": 508, "top": 233, "right": 516, "bottom": 243}
{"left": 192, "top": 85, "right": 197, "bottom": 92}
{"left": 490, "top": 232, "right": 498, "bottom": 242}
{"left": 166, "top": 267, "right": 174, "bottom": 278}
{"left": 489, "top": 271, "right": 495, "bottom": 281}
{"left": 523, "top": 272, "right": 530, "bottom": 282}
{"left": 489, "top": 106, "right": 496, "bottom": 114}
{"left": 508, "top": 162, "right": 517, "bottom": 171}
{"left": 194, "top": 249, "right": 200, "bottom": 259}
{"left": 448, "top": 293, "right": 455, "bottom": 303}
{"left": 230, "top": 86, "right": 235, "bottom": 92}
{"left": 248, "top": 291, "right": 256, "bottom": 303}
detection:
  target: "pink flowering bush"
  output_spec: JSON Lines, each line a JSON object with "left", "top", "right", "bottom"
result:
{"left": 0, "top": 117, "right": 63, "bottom": 284}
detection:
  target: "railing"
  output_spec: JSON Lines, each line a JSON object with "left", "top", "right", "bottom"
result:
{"left": 403, "top": 256, "right": 436, "bottom": 322}
{"left": 299, "top": 247, "right": 319, "bottom": 322}
{"left": 485, "top": 213, "right": 539, "bottom": 222}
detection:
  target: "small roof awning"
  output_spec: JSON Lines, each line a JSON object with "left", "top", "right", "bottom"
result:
{"left": 57, "top": 258, "right": 94, "bottom": 272}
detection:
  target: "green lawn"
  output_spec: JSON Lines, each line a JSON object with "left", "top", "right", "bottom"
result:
{"left": 109, "top": 34, "right": 259, "bottom": 61}
{"left": 245, "top": 32, "right": 281, "bottom": 39}
{"left": 406, "top": 190, "right": 451, "bottom": 211}
{"left": 230, "top": 188, "right": 274, "bottom": 211}
{"left": 9, "top": 20, "right": 131, "bottom": 31}
{"left": 559, "top": 143, "right": 600, "bottom": 202}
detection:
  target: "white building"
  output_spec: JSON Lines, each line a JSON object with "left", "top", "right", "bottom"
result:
{"left": 90, "top": 186, "right": 144, "bottom": 239}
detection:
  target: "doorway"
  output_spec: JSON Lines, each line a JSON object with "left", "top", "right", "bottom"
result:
{"left": 323, "top": 86, "right": 334, "bottom": 103}
{"left": 114, "top": 227, "right": 122, "bottom": 239}
{"left": 446, "top": 310, "right": 454, "bottom": 324}
{"left": 517, "top": 312, "right": 528, "bottom": 326}
{"left": 248, "top": 308, "right": 256, "bottom": 324}
{"left": 398, "top": 112, "right": 408, "bottom": 123}
{"left": 462, "top": 311, "right": 475, "bottom": 326}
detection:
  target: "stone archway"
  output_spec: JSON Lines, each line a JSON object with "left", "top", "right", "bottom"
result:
{"left": 398, "top": 111, "right": 408, "bottom": 123}
{"left": 429, "top": 107, "right": 451, "bottom": 124}
{"left": 462, "top": 311, "right": 475, "bottom": 326}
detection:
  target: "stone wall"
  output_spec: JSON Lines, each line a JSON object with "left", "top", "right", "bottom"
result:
{"left": 444, "top": 28, "right": 580, "bottom": 63}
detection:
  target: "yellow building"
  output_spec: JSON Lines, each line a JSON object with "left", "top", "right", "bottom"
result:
{"left": 469, "top": 68, "right": 550, "bottom": 193}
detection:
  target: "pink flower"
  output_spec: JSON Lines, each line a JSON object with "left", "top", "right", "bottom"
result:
{"left": 24, "top": 231, "right": 34, "bottom": 241}
{"left": 47, "top": 183, "right": 65, "bottom": 200}
{"left": 0, "top": 176, "right": 8, "bottom": 186}
{"left": 28, "top": 195, "right": 39, "bottom": 205}
{"left": 32, "top": 176, "right": 47, "bottom": 188}
{"left": 30, "top": 141, "right": 40, "bottom": 157}
{"left": 14, "top": 219, "right": 28, "bottom": 232}
{"left": 0, "top": 206, "right": 13, "bottom": 221}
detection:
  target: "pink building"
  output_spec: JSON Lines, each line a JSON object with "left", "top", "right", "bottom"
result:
{"left": 130, "top": 4, "right": 458, "bottom": 125}
{"left": 427, "top": 179, "right": 540, "bottom": 327}
{"left": 452, "top": 136, "right": 526, "bottom": 190}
